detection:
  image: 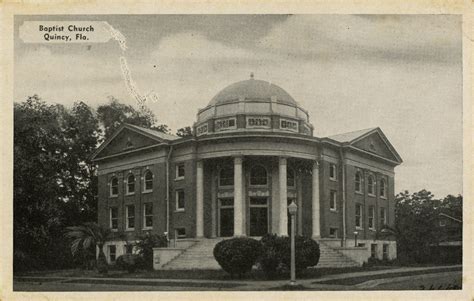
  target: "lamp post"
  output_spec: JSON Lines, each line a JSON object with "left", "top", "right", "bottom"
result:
{"left": 288, "top": 201, "right": 298, "bottom": 286}
{"left": 354, "top": 231, "right": 359, "bottom": 247}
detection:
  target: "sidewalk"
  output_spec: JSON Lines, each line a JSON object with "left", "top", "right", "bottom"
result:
{"left": 14, "top": 265, "right": 461, "bottom": 291}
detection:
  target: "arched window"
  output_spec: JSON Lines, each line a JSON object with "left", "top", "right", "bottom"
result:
{"left": 287, "top": 168, "right": 295, "bottom": 187}
{"left": 367, "top": 175, "right": 375, "bottom": 195}
{"left": 127, "top": 173, "right": 135, "bottom": 194}
{"left": 380, "top": 179, "right": 387, "bottom": 198}
{"left": 250, "top": 165, "right": 267, "bottom": 186}
{"left": 219, "top": 166, "right": 234, "bottom": 187}
{"left": 355, "top": 172, "right": 362, "bottom": 193}
{"left": 110, "top": 177, "right": 118, "bottom": 196}
{"left": 144, "top": 170, "right": 153, "bottom": 192}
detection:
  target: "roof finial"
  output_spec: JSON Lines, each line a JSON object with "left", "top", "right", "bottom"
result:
{"left": 250, "top": 72, "right": 254, "bottom": 80}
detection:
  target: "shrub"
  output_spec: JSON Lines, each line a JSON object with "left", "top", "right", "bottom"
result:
{"left": 116, "top": 254, "right": 143, "bottom": 273}
{"left": 213, "top": 237, "right": 262, "bottom": 277}
{"left": 135, "top": 233, "right": 168, "bottom": 270}
{"left": 258, "top": 234, "right": 320, "bottom": 278}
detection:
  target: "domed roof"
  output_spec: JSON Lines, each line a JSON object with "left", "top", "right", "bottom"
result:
{"left": 208, "top": 78, "right": 298, "bottom": 106}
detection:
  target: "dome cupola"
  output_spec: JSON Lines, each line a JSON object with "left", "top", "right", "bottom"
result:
{"left": 194, "top": 74, "right": 313, "bottom": 137}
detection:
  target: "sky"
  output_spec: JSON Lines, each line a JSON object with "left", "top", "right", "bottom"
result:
{"left": 14, "top": 15, "right": 463, "bottom": 198}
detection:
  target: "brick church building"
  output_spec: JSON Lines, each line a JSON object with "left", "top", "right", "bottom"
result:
{"left": 91, "top": 75, "right": 402, "bottom": 267}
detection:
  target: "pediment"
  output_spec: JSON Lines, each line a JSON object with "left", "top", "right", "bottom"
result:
{"left": 351, "top": 129, "right": 402, "bottom": 163}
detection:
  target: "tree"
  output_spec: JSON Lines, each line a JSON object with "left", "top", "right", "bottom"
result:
{"left": 97, "top": 96, "right": 169, "bottom": 139}
{"left": 65, "top": 222, "right": 112, "bottom": 274}
{"left": 176, "top": 126, "right": 193, "bottom": 138}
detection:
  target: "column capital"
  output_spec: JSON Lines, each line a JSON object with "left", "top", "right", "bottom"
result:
{"left": 234, "top": 156, "right": 243, "bottom": 165}
{"left": 313, "top": 160, "right": 320, "bottom": 168}
{"left": 196, "top": 160, "right": 204, "bottom": 168}
{"left": 279, "top": 156, "right": 288, "bottom": 165}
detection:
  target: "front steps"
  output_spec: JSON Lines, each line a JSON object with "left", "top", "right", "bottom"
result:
{"left": 161, "top": 238, "right": 359, "bottom": 270}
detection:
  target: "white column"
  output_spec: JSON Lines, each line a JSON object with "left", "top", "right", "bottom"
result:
{"left": 312, "top": 160, "right": 321, "bottom": 238}
{"left": 196, "top": 161, "right": 204, "bottom": 238}
{"left": 234, "top": 156, "right": 244, "bottom": 236}
{"left": 279, "top": 157, "right": 288, "bottom": 236}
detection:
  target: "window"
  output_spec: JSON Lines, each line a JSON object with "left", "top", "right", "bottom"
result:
{"left": 368, "top": 206, "right": 375, "bottom": 229}
{"left": 143, "top": 170, "right": 153, "bottom": 192}
{"left": 287, "top": 168, "right": 295, "bottom": 187}
{"left": 110, "top": 177, "right": 118, "bottom": 197}
{"left": 109, "top": 207, "right": 118, "bottom": 230}
{"left": 383, "top": 244, "right": 389, "bottom": 260}
{"left": 380, "top": 179, "right": 387, "bottom": 198}
{"left": 126, "top": 173, "right": 135, "bottom": 195}
{"left": 355, "top": 204, "right": 363, "bottom": 229}
{"left": 250, "top": 165, "right": 267, "bottom": 186}
{"left": 219, "top": 166, "right": 234, "bottom": 187}
{"left": 143, "top": 203, "right": 153, "bottom": 229}
{"left": 380, "top": 207, "right": 386, "bottom": 227}
{"left": 176, "top": 228, "right": 186, "bottom": 238}
{"left": 109, "top": 245, "right": 116, "bottom": 263}
{"left": 176, "top": 163, "right": 185, "bottom": 179}
{"left": 126, "top": 205, "right": 135, "bottom": 230}
{"left": 329, "top": 228, "right": 338, "bottom": 238}
{"left": 355, "top": 172, "right": 362, "bottom": 193}
{"left": 371, "top": 244, "right": 377, "bottom": 258}
{"left": 367, "top": 175, "right": 375, "bottom": 195}
{"left": 329, "top": 163, "right": 337, "bottom": 180}
{"left": 329, "top": 190, "right": 337, "bottom": 211}
{"left": 176, "top": 190, "right": 185, "bottom": 211}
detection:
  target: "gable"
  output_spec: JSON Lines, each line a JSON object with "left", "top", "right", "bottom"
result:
{"left": 352, "top": 132, "right": 399, "bottom": 162}
{"left": 95, "top": 128, "right": 162, "bottom": 159}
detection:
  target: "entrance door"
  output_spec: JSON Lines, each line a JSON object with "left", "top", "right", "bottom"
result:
{"left": 249, "top": 197, "right": 269, "bottom": 236}
{"left": 219, "top": 198, "right": 234, "bottom": 237}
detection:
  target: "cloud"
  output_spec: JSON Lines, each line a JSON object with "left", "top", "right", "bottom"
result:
{"left": 259, "top": 15, "right": 461, "bottom": 63}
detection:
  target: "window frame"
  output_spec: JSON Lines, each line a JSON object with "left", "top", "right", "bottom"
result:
{"left": 126, "top": 173, "right": 136, "bottom": 195}
{"left": 125, "top": 204, "right": 135, "bottom": 230}
{"left": 143, "top": 170, "right": 153, "bottom": 193}
{"left": 380, "top": 178, "right": 387, "bottom": 199}
{"left": 329, "top": 190, "right": 337, "bottom": 211}
{"left": 109, "top": 207, "right": 118, "bottom": 231}
{"left": 287, "top": 167, "right": 296, "bottom": 188}
{"left": 382, "top": 244, "right": 389, "bottom": 260}
{"left": 175, "top": 163, "right": 185, "bottom": 180}
{"left": 370, "top": 244, "right": 377, "bottom": 258}
{"left": 355, "top": 203, "right": 363, "bottom": 229}
{"left": 143, "top": 202, "right": 153, "bottom": 229}
{"left": 176, "top": 228, "right": 186, "bottom": 238}
{"left": 329, "top": 227, "right": 338, "bottom": 238}
{"left": 108, "top": 245, "right": 116, "bottom": 263}
{"left": 249, "top": 165, "right": 268, "bottom": 187}
{"left": 329, "top": 163, "right": 337, "bottom": 181}
{"left": 380, "top": 207, "right": 387, "bottom": 227}
{"left": 110, "top": 176, "right": 119, "bottom": 197}
{"left": 367, "top": 175, "right": 375, "bottom": 196}
{"left": 175, "top": 189, "right": 185, "bottom": 212}
{"left": 368, "top": 205, "right": 375, "bottom": 230}
{"left": 355, "top": 171, "right": 362, "bottom": 194}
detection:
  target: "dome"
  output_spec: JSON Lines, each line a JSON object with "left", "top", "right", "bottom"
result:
{"left": 208, "top": 78, "right": 298, "bottom": 106}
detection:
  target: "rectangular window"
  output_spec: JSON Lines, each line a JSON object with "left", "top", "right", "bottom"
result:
{"left": 329, "top": 190, "right": 337, "bottom": 211}
{"left": 109, "top": 245, "right": 116, "bottom": 263}
{"left": 383, "top": 244, "right": 389, "bottom": 260}
{"left": 176, "top": 228, "right": 186, "bottom": 238}
{"left": 329, "top": 163, "right": 337, "bottom": 180}
{"left": 143, "top": 203, "right": 153, "bottom": 229}
{"left": 176, "top": 163, "right": 185, "bottom": 179}
{"left": 371, "top": 244, "right": 377, "bottom": 258}
{"left": 355, "top": 204, "right": 363, "bottom": 229}
{"left": 329, "top": 228, "right": 338, "bottom": 238}
{"left": 176, "top": 190, "right": 185, "bottom": 211}
{"left": 368, "top": 205, "right": 375, "bottom": 229}
{"left": 380, "top": 207, "right": 386, "bottom": 227}
{"left": 126, "top": 205, "right": 135, "bottom": 230}
{"left": 110, "top": 207, "right": 118, "bottom": 230}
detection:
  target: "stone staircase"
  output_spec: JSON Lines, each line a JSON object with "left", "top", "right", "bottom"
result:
{"left": 162, "top": 238, "right": 359, "bottom": 270}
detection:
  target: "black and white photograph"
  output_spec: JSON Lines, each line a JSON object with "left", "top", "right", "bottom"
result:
{"left": 1, "top": 2, "right": 471, "bottom": 298}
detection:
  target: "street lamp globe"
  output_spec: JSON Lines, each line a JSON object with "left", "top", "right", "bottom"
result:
{"left": 288, "top": 201, "right": 297, "bottom": 215}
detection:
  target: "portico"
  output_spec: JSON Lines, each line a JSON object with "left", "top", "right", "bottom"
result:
{"left": 195, "top": 155, "right": 321, "bottom": 238}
